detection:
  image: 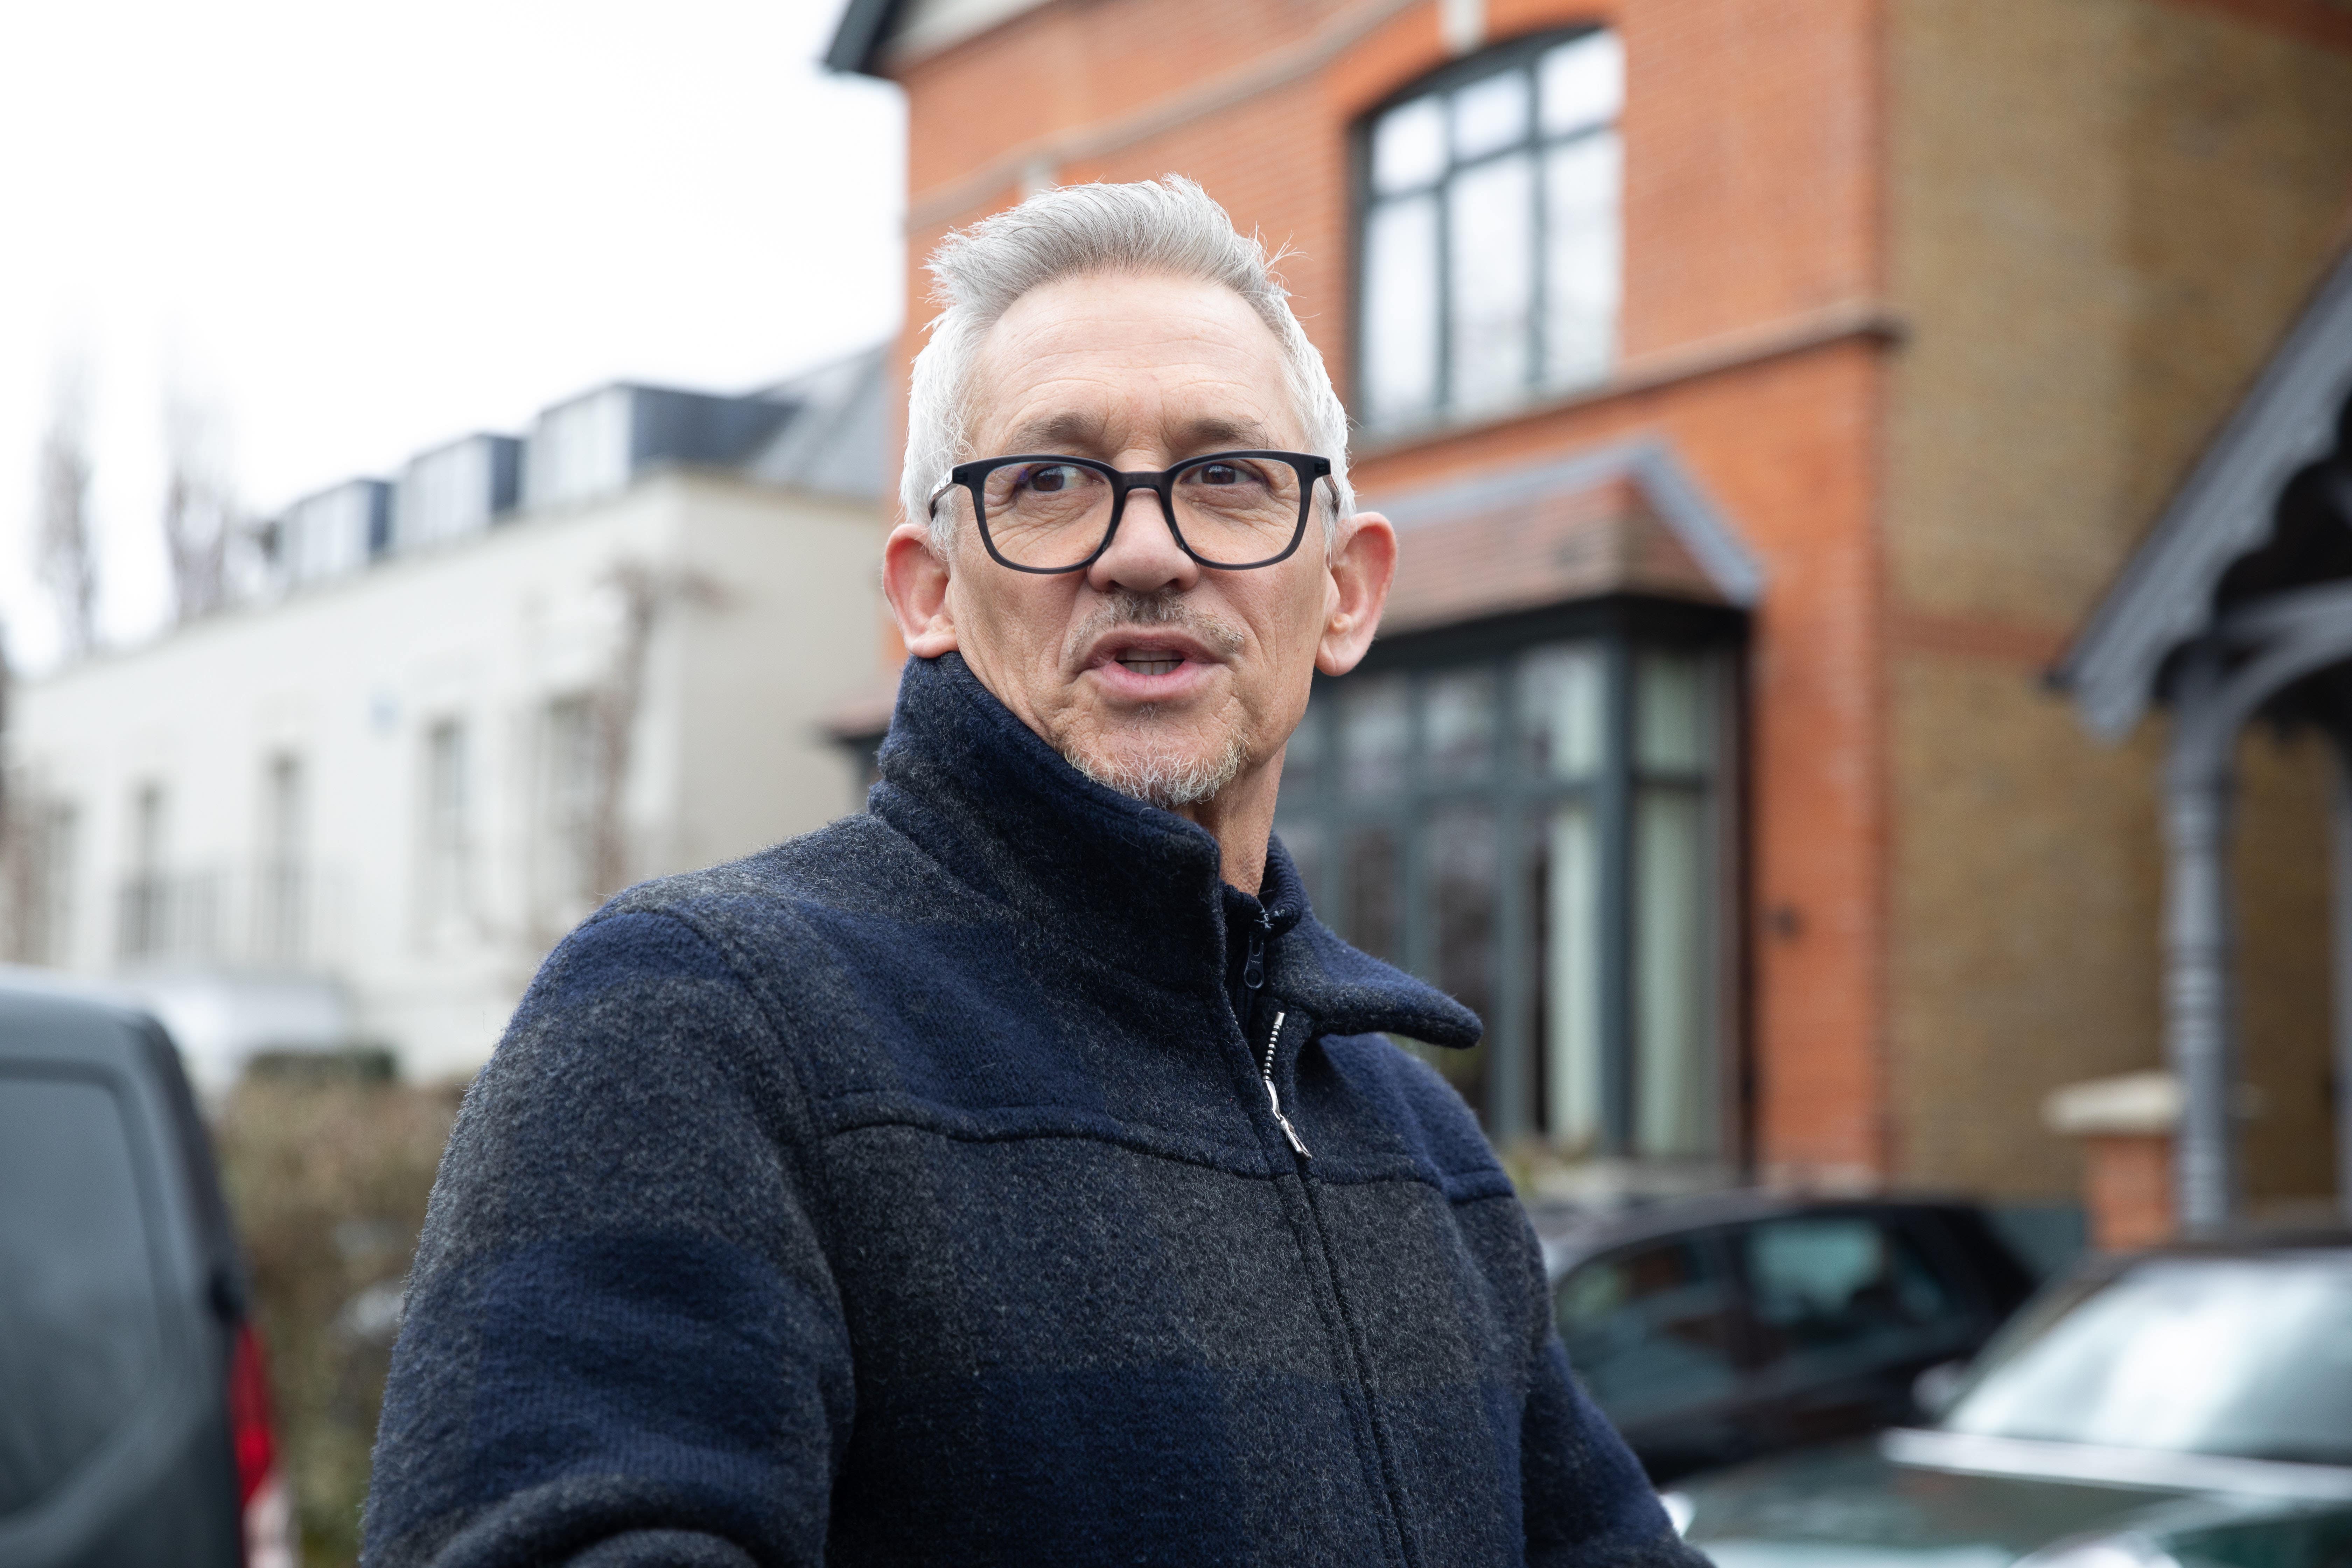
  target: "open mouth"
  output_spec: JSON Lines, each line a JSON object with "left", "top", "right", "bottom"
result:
{"left": 1115, "top": 650, "right": 1186, "bottom": 677}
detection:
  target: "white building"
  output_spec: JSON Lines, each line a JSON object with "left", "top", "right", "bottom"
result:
{"left": 5, "top": 348, "right": 890, "bottom": 1090}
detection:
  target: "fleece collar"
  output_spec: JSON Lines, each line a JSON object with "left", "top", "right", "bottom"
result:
{"left": 868, "top": 653, "right": 1480, "bottom": 1050}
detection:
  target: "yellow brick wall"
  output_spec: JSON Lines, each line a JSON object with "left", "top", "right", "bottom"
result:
{"left": 1885, "top": 0, "right": 2352, "bottom": 1199}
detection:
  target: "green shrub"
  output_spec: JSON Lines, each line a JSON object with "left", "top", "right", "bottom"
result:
{"left": 213, "top": 1073, "right": 460, "bottom": 1568}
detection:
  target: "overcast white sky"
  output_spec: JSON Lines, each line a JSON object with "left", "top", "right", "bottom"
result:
{"left": 0, "top": 0, "right": 904, "bottom": 671}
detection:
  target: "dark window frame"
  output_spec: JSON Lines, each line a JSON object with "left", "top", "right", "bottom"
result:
{"left": 1349, "top": 23, "right": 1623, "bottom": 433}
{"left": 1276, "top": 594, "right": 1746, "bottom": 1159}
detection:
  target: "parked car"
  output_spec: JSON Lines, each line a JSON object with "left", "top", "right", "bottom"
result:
{"left": 0, "top": 972, "right": 290, "bottom": 1567}
{"left": 1671, "top": 1234, "right": 2352, "bottom": 1566}
{"left": 1538, "top": 1192, "right": 2042, "bottom": 1482}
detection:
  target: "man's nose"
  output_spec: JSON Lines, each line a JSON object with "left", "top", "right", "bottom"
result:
{"left": 1087, "top": 486, "right": 1200, "bottom": 597}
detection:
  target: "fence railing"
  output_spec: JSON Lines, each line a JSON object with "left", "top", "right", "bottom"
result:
{"left": 114, "top": 863, "right": 346, "bottom": 972}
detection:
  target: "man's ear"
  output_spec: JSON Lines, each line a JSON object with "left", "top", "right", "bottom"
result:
{"left": 1317, "top": 511, "right": 1396, "bottom": 677}
{"left": 883, "top": 520, "right": 959, "bottom": 658}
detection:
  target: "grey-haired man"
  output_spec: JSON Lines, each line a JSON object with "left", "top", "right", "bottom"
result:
{"left": 365, "top": 177, "right": 1701, "bottom": 1568}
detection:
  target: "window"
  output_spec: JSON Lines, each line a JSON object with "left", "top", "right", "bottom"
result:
{"left": 8, "top": 800, "right": 78, "bottom": 967}
{"left": 1741, "top": 1216, "right": 1970, "bottom": 1381}
{"left": 541, "top": 696, "right": 602, "bottom": 920}
{"left": 524, "top": 388, "right": 633, "bottom": 510}
{"left": 1358, "top": 28, "right": 1623, "bottom": 430}
{"left": 279, "top": 480, "right": 388, "bottom": 584}
{"left": 0, "top": 1069, "right": 166, "bottom": 1514}
{"left": 117, "top": 784, "right": 169, "bottom": 961}
{"left": 1556, "top": 1234, "right": 1743, "bottom": 1423}
{"left": 421, "top": 721, "right": 471, "bottom": 929}
{"left": 394, "top": 436, "right": 514, "bottom": 551}
{"left": 1274, "top": 624, "right": 1732, "bottom": 1158}
{"left": 256, "top": 755, "right": 305, "bottom": 967}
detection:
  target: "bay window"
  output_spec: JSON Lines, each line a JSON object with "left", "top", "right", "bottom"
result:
{"left": 1276, "top": 608, "right": 1736, "bottom": 1161}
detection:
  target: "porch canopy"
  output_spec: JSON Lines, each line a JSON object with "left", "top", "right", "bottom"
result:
{"left": 2056, "top": 249, "right": 2352, "bottom": 1233}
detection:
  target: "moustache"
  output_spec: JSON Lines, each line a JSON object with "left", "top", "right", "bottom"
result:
{"left": 1063, "top": 590, "right": 1246, "bottom": 669}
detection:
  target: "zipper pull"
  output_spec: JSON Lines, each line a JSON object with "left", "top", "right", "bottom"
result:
{"left": 1260, "top": 1009, "right": 1310, "bottom": 1159}
{"left": 1243, "top": 923, "right": 1265, "bottom": 993}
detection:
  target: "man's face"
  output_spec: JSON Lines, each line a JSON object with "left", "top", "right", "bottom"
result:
{"left": 913, "top": 271, "right": 1361, "bottom": 808}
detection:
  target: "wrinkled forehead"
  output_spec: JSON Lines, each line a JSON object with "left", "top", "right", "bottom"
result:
{"left": 965, "top": 271, "right": 1306, "bottom": 460}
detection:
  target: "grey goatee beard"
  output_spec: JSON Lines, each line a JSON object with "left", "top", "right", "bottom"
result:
{"left": 1059, "top": 589, "right": 1251, "bottom": 809}
{"left": 1068, "top": 728, "right": 1250, "bottom": 809}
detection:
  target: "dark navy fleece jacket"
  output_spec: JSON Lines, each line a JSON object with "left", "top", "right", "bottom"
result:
{"left": 363, "top": 652, "right": 1703, "bottom": 1568}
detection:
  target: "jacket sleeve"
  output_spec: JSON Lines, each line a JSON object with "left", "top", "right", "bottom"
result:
{"left": 1521, "top": 1326, "right": 1712, "bottom": 1566}
{"left": 362, "top": 909, "right": 854, "bottom": 1568}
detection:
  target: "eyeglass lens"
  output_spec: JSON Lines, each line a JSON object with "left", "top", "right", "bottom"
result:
{"left": 978, "top": 455, "right": 1305, "bottom": 569}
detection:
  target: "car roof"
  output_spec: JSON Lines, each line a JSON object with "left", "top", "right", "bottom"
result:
{"left": 2072, "top": 1231, "right": 2352, "bottom": 1277}
{"left": 1533, "top": 1188, "right": 1988, "bottom": 1274}
{"left": 0, "top": 964, "right": 157, "bottom": 1026}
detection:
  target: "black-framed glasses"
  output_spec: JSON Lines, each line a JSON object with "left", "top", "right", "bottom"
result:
{"left": 928, "top": 450, "right": 1335, "bottom": 573}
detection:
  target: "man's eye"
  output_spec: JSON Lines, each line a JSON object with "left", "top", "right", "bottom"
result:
{"left": 1195, "top": 462, "right": 1253, "bottom": 487}
{"left": 1021, "top": 464, "right": 1080, "bottom": 493}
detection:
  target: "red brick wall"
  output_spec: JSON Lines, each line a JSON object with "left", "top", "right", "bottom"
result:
{"left": 884, "top": 0, "right": 1894, "bottom": 1182}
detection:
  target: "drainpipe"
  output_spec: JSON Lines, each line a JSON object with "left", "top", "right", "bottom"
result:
{"left": 2164, "top": 652, "right": 2237, "bottom": 1235}
{"left": 2331, "top": 730, "right": 2352, "bottom": 1225}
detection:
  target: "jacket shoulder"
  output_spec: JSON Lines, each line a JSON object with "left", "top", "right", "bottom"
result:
{"left": 1318, "top": 1030, "right": 1514, "bottom": 1197}
{"left": 600, "top": 812, "right": 937, "bottom": 930}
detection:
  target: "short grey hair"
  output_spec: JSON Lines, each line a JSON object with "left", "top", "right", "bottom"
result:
{"left": 903, "top": 176, "right": 1355, "bottom": 556}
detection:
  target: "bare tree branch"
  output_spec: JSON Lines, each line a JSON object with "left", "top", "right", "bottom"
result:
{"left": 588, "top": 561, "right": 724, "bottom": 897}
{"left": 36, "top": 362, "right": 97, "bottom": 660}
{"left": 162, "top": 388, "right": 233, "bottom": 622}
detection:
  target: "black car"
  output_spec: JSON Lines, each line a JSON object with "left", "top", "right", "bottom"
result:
{"left": 1538, "top": 1191, "right": 2042, "bottom": 1483}
{"left": 0, "top": 973, "right": 289, "bottom": 1568}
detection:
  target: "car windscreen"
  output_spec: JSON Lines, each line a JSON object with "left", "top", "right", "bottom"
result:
{"left": 0, "top": 1068, "right": 169, "bottom": 1518}
{"left": 1940, "top": 1253, "right": 2352, "bottom": 1466}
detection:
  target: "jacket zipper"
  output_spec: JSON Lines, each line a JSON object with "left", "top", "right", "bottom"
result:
{"left": 1243, "top": 912, "right": 1310, "bottom": 1159}
{"left": 1260, "top": 1008, "right": 1310, "bottom": 1158}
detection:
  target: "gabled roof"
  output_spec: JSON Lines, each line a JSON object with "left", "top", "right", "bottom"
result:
{"left": 824, "top": 0, "right": 904, "bottom": 76}
{"left": 2055, "top": 248, "right": 2352, "bottom": 741}
{"left": 1373, "top": 439, "right": 1764, "bottom": 634}
{"left": 743, "top": 345, "right": 890, "bottom": 501}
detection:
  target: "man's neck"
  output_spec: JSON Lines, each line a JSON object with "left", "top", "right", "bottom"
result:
{"left": 1173, "top": 754, "right": 1280, "bottom": 896}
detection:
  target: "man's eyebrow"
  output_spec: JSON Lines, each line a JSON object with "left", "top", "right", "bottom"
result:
{"left": 1172, "top": 415, "right": 1274, "bottom": 451}
{"left": 1000, "top": 410, "right": 1114, "bottom": 455}
{"left": 995, "top": 412, "right": 1278, "bottom": 460}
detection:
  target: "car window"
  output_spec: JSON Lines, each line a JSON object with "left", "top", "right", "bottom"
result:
{"left": 0, "top": 1070, "right": 167, "bottom": 1518}
{"left": 1556, "top": 1235, "right": 1742, "bottom": 1423}
{"left": 1741, "top": 1214, "right": 1965, "bottom": 1377}
{"left": 1944, "top": 1254, "right": 2352, "bottom": 1465}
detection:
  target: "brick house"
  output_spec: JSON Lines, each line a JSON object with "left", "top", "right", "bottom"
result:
{"left": 827, "top": 0, "right": 2352, "bottom": 1210}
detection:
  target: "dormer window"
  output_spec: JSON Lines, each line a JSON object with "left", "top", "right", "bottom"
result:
{"left": 1357, "top": 28, "right": 1624, "bottom": 432}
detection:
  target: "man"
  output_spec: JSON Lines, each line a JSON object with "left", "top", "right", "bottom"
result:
{"left": 365, "top": 177, "right": 1701, "bottom": 1567}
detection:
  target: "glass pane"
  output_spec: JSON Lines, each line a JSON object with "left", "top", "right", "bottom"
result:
{"left": 1556, "top": 1237, "right": 1742, "bottom": 1424}
{"left": 1636, "top": 650, "right": 1711, "bottom": 772}
{"left": 1451, "top": 68, "right": 1530, "bottom": 162}
{"left": 1744, "top": 1218, "right": 1967, "bottom": 1379}
{"left": 1540, "top": 30, "right": 1624, "bottom": 136}
{"left": 1518, "top": 643, "right": 1604, "bottom": 779}
{"left": 1339, "top": 675, "right": 1411, "bottom": 796}
{"left": 1343, "top": 822, "right": 1403, "bottom": 965}
{"left": 1538, "top": 801, "right": 1601, "bottom": 1148}
{"left": 1635, "top": 789, "right": 1714, "bottom": 1158}
{"left": 1425, "top": 667, "right": 1498, "bottom": 785}
{"left": 1429, "top": 806, "right": 1497, "bottom": 1115}
{"left": 1275, "top": 818, "right": 1324, "bottom": 915}
{"left": 1371, "top": 95, "right": 1448, "bottom": 194}
{"left": 0, "top": 1072, "right": 164, "bottom": 1516}
{"left": 1447, "top": 152, "right": 1536, "bottom": 414}
{"left": 1543, "top": 133, "right": 1620, "bottom": 389}
{"left": 1946, "top": 1256, "right": 2352, "bottom": 1464}
{"left": 1362, "top": 195, "right": 1441, "bottom": 427}
{"left": 1281, "top": 694, "right": 1325, "bottom": 799}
